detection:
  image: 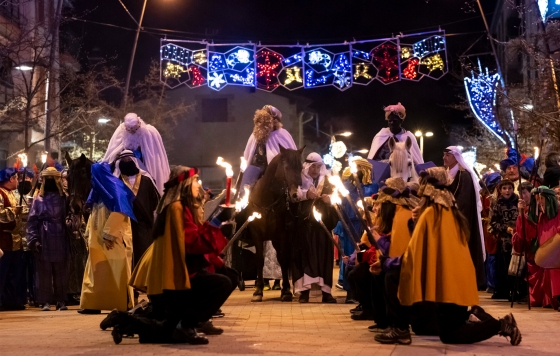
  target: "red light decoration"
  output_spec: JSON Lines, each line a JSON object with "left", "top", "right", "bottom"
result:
{"left": 371, "top": 43, "right": 399, "bottom": 83}
{"left": 403, "top": 58, "right": 419, "bottom": 80}
{"left": 189, "top": 66, "right": 205, "bottom": 86}
{"left": 256, "top": 50, "right": 283, "bottom": 90}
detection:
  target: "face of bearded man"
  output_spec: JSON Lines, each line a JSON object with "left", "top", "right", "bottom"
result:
{"left": 505, "top": 165, "right": 519, "bottom": 181}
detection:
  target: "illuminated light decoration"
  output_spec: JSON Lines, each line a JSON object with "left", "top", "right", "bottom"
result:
{"left": 353, "top": 63, "right": 372, "bottom": 80}
{"left": 284, "top": 66, "right": 302, "bottom": 85}
{"left": 283, "top": 53, "right": 302, "bottom": 65}
{"left": 228, "top": 68, "right": 255, "bottom": 86}
{"left": 464, "top": 67, "right": 506, "bottom": 144}
{"left": 371, "top": 42, "right": 400, "bottom": 84}
{"left": 188, "top": 66, "right": 206, "bottom": 86}
{"left": 402, "top": 58, "right": 419, "bottom": 80}
{"left": 192, "top": 50, "right": 207, "bottom": 64}
{"left": 332, "top": 53, "right": 352, "bottom": 90}
{"left": 331, "top": 141, "right": 347, "bottom": 158}
{"left": 413, "top": 35, "right": 445, "bottom": 57}
{"left": 226, "top": 49, "right": 251, "bottom": 67}
{"left": 401, "top": 47, "right": 412, "bottom": 59}
{"left": 332, "top": 160, "right": 342, "bottom": 173}
{"left": 209, "top": 72, "right": 227, "bottom": 89}
{"left": 538, "top": 0, "right": 548, "bottom": 21}
{"left": 421, "top": 54, "right": 444, "bottom": 72}
{"left": 256, "top": 49, "right": 283, "bottom": 91}
{"left": 161, "top": 44, "right": 191, "bottom": 65}
{"left": 352, "top": 50, "right": 370, "bottom": 60}
{"left": 322, "top": 153, "right": 335, "bottom": 167}
{"left": 307, "top": 50, "right": 332, "bottom": 69}
{"left": 209, "top": 54, "right": 227, "bottom": 71}
{"left": 164, "top": 62, "right": 188, "bottom": 78}
{"left": 305, "top": 69, "right": 331, "bottom": 87}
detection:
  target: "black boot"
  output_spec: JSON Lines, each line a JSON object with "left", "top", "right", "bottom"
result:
{"left": 196, "top": 320, "right": 223, "bottom": 335}
{"left": 322, "top": 291, "right": 337, "bottom": 304}
{"left": 172, "top": 327, "right": 209, "bottom": 345}
{"left": 298, "top": 290, "right": 310, "bottom": 303}
{"left": 100, "top": 309, "right": 120, "bottom": 330}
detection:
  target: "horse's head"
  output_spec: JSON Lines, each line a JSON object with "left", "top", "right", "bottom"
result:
{"left": 65, "top": 152, "right": 93, "bottom": 216}
{"left": 276, "top": 145, "right": 304, "bottom": 203}
{"left": 388, "top": 137, "right": 418, "bottom": 183}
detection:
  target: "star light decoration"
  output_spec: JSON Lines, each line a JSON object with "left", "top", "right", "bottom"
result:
{"left": 256, "top": 49, "right": 283, "bottom": 91}
{"left": 464, "top": 66, "right": 506, "bottom": 144}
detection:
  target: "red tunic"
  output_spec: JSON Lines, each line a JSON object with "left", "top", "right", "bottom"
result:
{"left": 516, "top": 210, "right": 560, "bottom": 308}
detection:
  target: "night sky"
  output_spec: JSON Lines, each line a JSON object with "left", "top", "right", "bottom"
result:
{"left": 63, "top": 0, "right": 498, "bottom": 164}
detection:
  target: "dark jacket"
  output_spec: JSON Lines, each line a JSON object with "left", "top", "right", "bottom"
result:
{"left": 26, "top": 192, "right": 68, "bottom": 262}
{"left": 489, "top": 193, "right": 519, "bottom": 252}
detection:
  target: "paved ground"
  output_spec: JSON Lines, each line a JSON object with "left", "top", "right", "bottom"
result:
{"left": 1, "top": 281, "right": 559, "bottom": 355}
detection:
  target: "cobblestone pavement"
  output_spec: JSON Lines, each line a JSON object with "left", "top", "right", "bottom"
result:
{"left": 1, "top": 284, "right": 559, "bottom": 355}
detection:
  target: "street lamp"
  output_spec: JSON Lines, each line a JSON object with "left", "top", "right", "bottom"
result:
{"left": 414, "top": 130, "right": 433, "bottom": 155}
{"left": 355, "top": 149, "right": 369, "bottom": 154}
{"left": 98, "top": 117, "right": 111, "bottom": 124}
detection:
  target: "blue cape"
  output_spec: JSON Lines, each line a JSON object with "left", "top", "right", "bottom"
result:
{"left": 86, "top": 162, "right": 137, "bottom": 221}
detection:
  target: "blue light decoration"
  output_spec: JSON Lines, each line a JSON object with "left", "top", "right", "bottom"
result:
{"left": 159, "top": 31, "right": 448, "bottom": 91}
{"left": 464, "top": 66, "right": 506, "bottom": 144}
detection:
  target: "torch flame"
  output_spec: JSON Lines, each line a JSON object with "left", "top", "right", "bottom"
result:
{"left": 357, "top": 200, "right": 364, "bottom": 210}
{"left": 240, "top": 157, "right": 248, "bottom": 172}
{"left": 217, "top": 156, "right": 234, "bottom": 177}
{"left": 235, "top": 186, "right": 251, "bottom": 212}
{"left": 17, "top": 153, "right": 28, "bottom": 168}
{"left": 328, "top": 175, "right": 349, "bottom": 197}
{"left": 350, "top": 161, "right": 358, "bottom": 174}
{"left": 330, "top": 189, "right": 342, "bottom": 205}
{"left": 313, "top": 206, "right": 322, "bottom": 222}
{"left": 247, "top": 211, "right": 262, "bottom": 222}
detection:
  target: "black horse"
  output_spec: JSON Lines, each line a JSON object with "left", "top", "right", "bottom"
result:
{"left": 64, "top": 152, "right": 93, "bottom": 223}
{"left": 243, "top": 146, "right": 304, "bottom": 302}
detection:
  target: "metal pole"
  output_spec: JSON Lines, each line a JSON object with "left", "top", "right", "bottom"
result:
{"left": 45, "top": 0, "right": 64, "bottom": 152}
{"left": 123, "top": 0, "right": 148, "bottom": 109}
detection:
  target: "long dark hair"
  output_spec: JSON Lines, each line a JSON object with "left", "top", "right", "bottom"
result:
{"left": 375, "top": 201, "right": 397, "bottom": 234}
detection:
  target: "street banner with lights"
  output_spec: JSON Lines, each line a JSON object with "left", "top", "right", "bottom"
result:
{"left": 159, "top": 30, "right": 448, "bottom": 91}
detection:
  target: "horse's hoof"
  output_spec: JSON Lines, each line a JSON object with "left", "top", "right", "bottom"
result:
{"left": 281, "top": 294, "right": 293, "bottom": 302}
{"left": 238, "top": 280, "right": 246, "bottom": 291}
{"left": 251, "top": 295, "right": 263, "bottom": 302}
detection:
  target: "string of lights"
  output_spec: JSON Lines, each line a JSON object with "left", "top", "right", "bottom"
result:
{"left": 160, "top": 31, "right": 448, "bottom": 91}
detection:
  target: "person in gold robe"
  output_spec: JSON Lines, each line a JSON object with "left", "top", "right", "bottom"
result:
{"left": 397, "top": 167, "right": 522, "bottom": 346}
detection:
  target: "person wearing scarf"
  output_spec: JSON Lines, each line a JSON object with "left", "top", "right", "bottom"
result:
{"left": 397, "top": 167, "right": 522, "bottom": 346}
{"left": 520, "top": 186, "right": 560, "bottom": 310}
{"left": 443, "top": 146, "right": 486, "bottom": 289}
{"left": 292, "top": 153, "right": 338, "bottom": 303}
{"left": 128, "top": 166, "right": 232, "bottom": 344}
{"left": 26, "top": 167, "right": 69, "bottom": 311}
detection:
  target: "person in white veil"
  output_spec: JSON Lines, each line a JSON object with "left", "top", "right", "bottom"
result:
{"left": 443, "top": 146, "right": 486, "bottom": 289}
{"left": 103, "top": 113, "right": 169, "bottom": 196}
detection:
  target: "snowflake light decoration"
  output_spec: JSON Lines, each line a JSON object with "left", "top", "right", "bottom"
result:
{"left": 209, "top": 72, "right": 227, "bottom": 89}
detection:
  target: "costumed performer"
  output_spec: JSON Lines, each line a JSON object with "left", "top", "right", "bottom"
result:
{"left": 127, "top": 166, "right": 232, "bottom": 345}
{"left": 103, "top": 113, "right": 169, "bottom": 196}
{"left": 79, "top": 162, "right": 137, "bottom": 313}
{"left": 292, "top": 152, "right": 338, "bottom": 303}
{"left": 26, "top": 167, "right": 69, "bottom": 311}
{"left": 398, "top": 167, "right": 522, "bottom": 346}
{"left": 367, "top": 103, "right": 423, "bottom": 164}
{"left": 443, "top": 146, "right": 486, "bottom": 289}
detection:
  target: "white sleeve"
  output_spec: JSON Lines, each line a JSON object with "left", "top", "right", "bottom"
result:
{"left": 243, "top": 134, "right": 257, "bottom": 164}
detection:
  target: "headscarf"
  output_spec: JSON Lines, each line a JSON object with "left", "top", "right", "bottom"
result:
{"left": 384, "top": 102, "right": 406, "bottom": 120}
{"left": 342, "top": 157, "right": 373, "bottom": 185}
{"left": 418, "top": 167, "right": 457, "bottom": 208}
{"left": 375, "top": 177, "right": 418, "bottom": 208}
{"left": 0, "top": 167, "right": 17, "bottom": 183}
{"left": 156, "top": 165, "right": 199, "bottom": 214}
{"left": 39, "top": 167, "right": 64, "bottom": 196}
{"left": 112, "top": 150, "right": 157, "bottom": 190}
{"left": 528, "top": 186, "right": 558, "bottom": 224}
{"left": 302, "top": 152, "right": 328, "bottom": 179}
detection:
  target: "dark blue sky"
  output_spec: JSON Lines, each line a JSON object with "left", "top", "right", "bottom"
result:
{"left": 64, "top": 0, "right": 498, "bottom": 163}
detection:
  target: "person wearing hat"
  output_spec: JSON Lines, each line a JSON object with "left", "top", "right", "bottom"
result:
{"left": 367, "top": 103, "right": 423, "bottom": 164}
{"left": 397, "top": 167, "right": 522, "bottom": 346}
{"left": 292, "top": 152, "right": 338, "bottom": 303}
{"left": 499, "top": 148, "right": 535, "bottom": 190}
{"left": 443, "top": 146, "right": 486, "bottom": 289}
{"left": 103, "top": 113, "right": 170, "bottom": 196}
{"left": 26, "top": 167, "right": 69, "bottom": 311}
{"left": 0, "top": 168, "right": 27, "bottom": 310}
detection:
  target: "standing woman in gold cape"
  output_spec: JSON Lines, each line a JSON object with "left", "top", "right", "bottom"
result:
{"left": 398, "top": 167, "right": 522, "bottom": 346}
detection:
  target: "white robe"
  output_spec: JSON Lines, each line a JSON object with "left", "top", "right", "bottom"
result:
{"left": 243, "top": 128, "right": 297, "bottom": 164}
{"left": 367, "top": 128, "right": 424, "bottom": 164}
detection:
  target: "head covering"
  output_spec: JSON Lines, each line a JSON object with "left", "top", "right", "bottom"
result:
{"left": 302, "top": 152, "right": 328, "bottom": 178}
{"left": 528, "top": 186, "right": 559, "bottom": 223}
{"left": 19, "top": 168, "right": 34, "bottom": 179}
{"left": 39, "top": 167, "right": 64, "bottom": 196}
{"left": 156, "top": 165, "right": 199, "bottom": 214}
{"left": 0, "top": 168, "right": 17, "bottom": 183}
{"left": 342, "top": 157, "right": 373, "bottom": 185}
{"left": 263, "top": 105, "right": 282, "bottom": 120}
{"left": 384, "top": 102, "right": 406, "bottom": 120}
{"left": 482, "top": 171, "right": 501, "bottom": 191}
{"left": 375, "top": 177, "right": 418, "bottom": 208}
{"left": 103, "top": 113, "right": 170, "bottom": 196}
{"left": 112, "top": 150, "right": 157, "bottom": 191}
{"left": 418, "top": 167, "right": 457, "bottom": 208}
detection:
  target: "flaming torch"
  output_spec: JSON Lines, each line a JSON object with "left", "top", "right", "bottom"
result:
{"left": 330, "top": 190, "right": 360, "bottom": 252}
{"left": 222, "top": 212, "right": 261, "bottom": 253}
{"left": 217, "top": 157, "right": 234, "bottom": 206}
{"left": 350, "top": 160, "right": 375, "bottom": 229}
{"left": 313, "top": 206, "right": 346, "bottom": 258}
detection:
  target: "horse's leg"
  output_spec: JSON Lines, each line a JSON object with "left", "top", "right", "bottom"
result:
{"left": 252, "top": 236, "right": 264, "bottom": 302}
{"left": 273, "top": 235, "right": 292, "bottom": 302}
